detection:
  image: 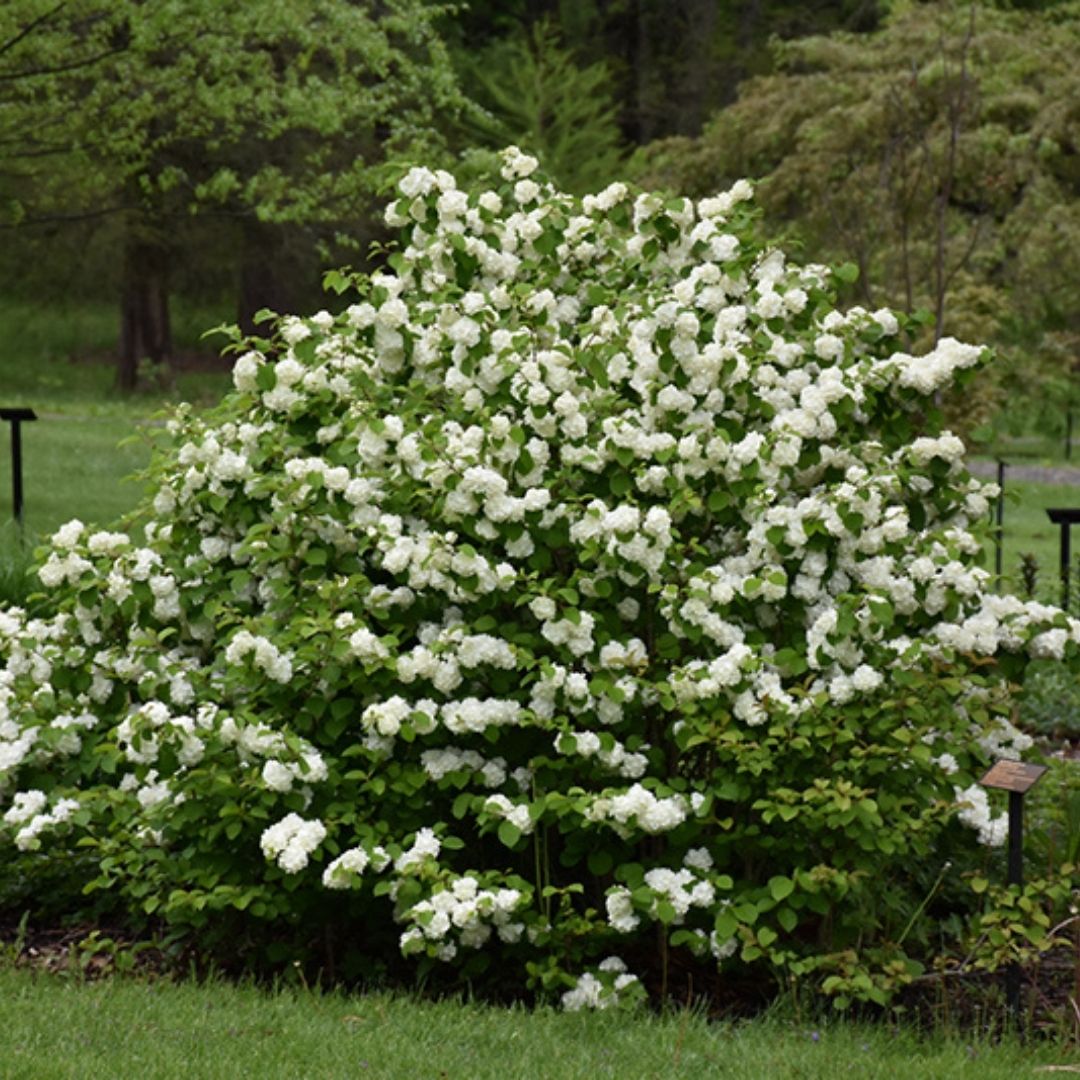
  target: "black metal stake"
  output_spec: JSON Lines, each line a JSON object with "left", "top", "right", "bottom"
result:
{"left": 1047, "top": 510, "right": 1080, "bottom": 613}
{"left": 0, "top": 408, "right": 37, "bottom": 529}
{"left": 1005, "top": 790, "right": 1024, "bottom": 1022}
{"left": 12, "top": 417, "right": 23, "bottom": 524}
{"left": 1062, "top": 517, "right": 1070, "bottom": 613}
{"left": 981, "top": 759, "right": 1046, "bottom": 1036}
{"left": 995, "top": 459, "right": 1005, "bottom": 589}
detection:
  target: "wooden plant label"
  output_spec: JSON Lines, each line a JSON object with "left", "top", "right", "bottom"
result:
{"left": 980, "top": 759, "right": 1048, "bottom": 794}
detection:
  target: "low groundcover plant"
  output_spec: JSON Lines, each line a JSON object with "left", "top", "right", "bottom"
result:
{"left": 1, "top": 148, "right": 1076, "bottom": 1008}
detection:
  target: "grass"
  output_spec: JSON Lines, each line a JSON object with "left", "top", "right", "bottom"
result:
{"left": 990, "top": 479, "right": 1080, "bottom": 602}
{"left": 0, "top": 967, "right": 1076, "bottom": 1080}
{"left": 0, "top": 297, "right": 232, "bottom": 600}
{"left": 973, "top": 427, "right": 1080, "bottom": 598}
{"left": 0, "top": 296, "right": 232, "bottom": 415}
{"left": 977, "top": 429, "right": 1078, "bottom": 467}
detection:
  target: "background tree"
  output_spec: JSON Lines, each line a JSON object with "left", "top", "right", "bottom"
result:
{"left": 0, "top": 0, "right": 467, "bottom": 389}
{"left": 454, "top": 17, "right": 624, "bottom": 194}
{"left": 448, "top": 0, "right": 885, "bottom": 145}
{"left": 633, "top": 0, "right": 1080, "bottom": 431}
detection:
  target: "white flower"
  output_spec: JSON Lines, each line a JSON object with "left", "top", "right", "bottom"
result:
{"left": 260, "top": 813, "right": 327, "bottom": 873}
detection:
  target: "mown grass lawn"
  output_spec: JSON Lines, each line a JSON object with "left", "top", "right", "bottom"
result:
{"left": 989, "top": 479, "right": 1080, "bottom": 598}
{"left": 0, "top": 299, "right": 232, "bottom": 601}
{"left": 0, "top": 967, "right": 1076, "bottom": 1080}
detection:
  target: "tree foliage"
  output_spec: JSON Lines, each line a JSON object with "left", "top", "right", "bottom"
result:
{"left": 0, "top": 0, "right": 467, "bottom": 387}
{"left": 449, "top": 0, "right": 885, "bottom": 143}
{"left": 454, "top": 18, "right": 624, "bottom": 194}
{"left": 634, "top": 0, "right": 1080, "bottom": 430}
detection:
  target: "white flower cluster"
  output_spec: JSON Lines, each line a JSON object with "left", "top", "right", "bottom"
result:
{"left": 560, "top": 957, "right": 641, "bottom": 1011}
{"left": 224, "top": 630, "right": 293, "bottom": 684}
{"left": 323, "top": 843, "right": 391, "bottom": 889}
{"left": 421, "top": 746, "right": 510, "bottom": 789}
{"left": 553, "top": 730, "right": 647, "bottom": 779}
{"left": 116, "top": 701, "right": 207, "bottom": 767}
{"left": 586, "top": 783, "right": 690, "bottom": 835}
{"left": 394, "top": 827, "right": 442, "bottom": 873}
{"left": 483, "top": 793, "right": 533, "bottom": 834}
{"left": 605, "top": 849, "right": 719, "bottom": 934}
{"left": 954, "top": 785, "right": 1007, "bottom": 847}
{"left": 399, "top": 874, "right": 527, "bottom": 961}
{"left": 260, "top": 813, "right": 327, "bottom": 873}
{"left": 2, "top": 789, "right": 80, "bottom": 851}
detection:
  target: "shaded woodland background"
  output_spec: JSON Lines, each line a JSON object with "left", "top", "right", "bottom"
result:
{"left": 1, "top": 0, "right": 1076, "bottom": 434}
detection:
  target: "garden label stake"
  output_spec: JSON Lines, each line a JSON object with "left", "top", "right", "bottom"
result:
{"left": 980, "top": 759, "right": 1048, "bottom": 1026}
{"left": 0, "top": 408, "right": 37, "bottom": 530}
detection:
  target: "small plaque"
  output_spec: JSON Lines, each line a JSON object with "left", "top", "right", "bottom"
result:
{"left": 980, "top": 759, "right": 1048, "bottom": 794}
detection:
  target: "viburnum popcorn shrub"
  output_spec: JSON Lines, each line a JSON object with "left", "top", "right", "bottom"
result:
{"left": 1, "top": 148, "right": 1076, "bottom": 1006}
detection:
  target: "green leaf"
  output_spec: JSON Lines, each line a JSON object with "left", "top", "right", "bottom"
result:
{"left": 714, "top": 910, "right": 738, "bottom": 940}
{"left": 733, "top": 903, "right": 759, "bottom": 925}
{"left": 587, "top": 850, "right": 614, "bottom": 876}
{"left": 869, "top": 599, "right": 894, "bottom": 627}
{"left": 497, "top": 820, "right": 522, "bottom": 848}
{"left": 777, "top": 906, "right": 798, "bottom": 933}
{"left": 255, "top": 363, "right": 276, "bottom": 392}
{"left": 769, "top": 875, "right": 794, "bottom": 902}
{"left": 656, "top": 899, "right": 678, "bottom": 925}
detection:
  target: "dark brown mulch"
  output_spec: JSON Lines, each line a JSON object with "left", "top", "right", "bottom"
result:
{"left": 0, "top": 920, "right": 170, "bottom": 981}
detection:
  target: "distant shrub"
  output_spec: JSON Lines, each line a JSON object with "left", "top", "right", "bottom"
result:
{"left": 1019, "top": 661, "right": 1080, "bottom": 742}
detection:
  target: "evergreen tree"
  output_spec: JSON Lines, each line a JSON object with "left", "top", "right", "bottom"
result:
{"left": 455, "top": 17, "right": 624, "bottom": 194}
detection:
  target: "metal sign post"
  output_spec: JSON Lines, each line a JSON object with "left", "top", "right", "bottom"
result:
{"left": 980, "top": 759, "right": 1048, "bottom": 1026}
{"left": 994, "top": 459, "right": 1006, "bottom": 588}
{"left": 1046, "top": 508, "right": 1080, "bottom": 612}
{"left": 0, "top": 408, "right": 37, "bottom": 528}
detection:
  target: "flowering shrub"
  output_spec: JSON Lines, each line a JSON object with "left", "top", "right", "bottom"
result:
{"left": 2, "top": 148, "right": 1077, "bottom": 1005}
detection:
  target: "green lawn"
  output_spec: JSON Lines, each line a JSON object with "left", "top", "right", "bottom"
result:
{"left": 0, "top": 298, "right": 232, "bottom": 600}
{"left": 0, "top": 967, "right": 1075, "bottom": 1080}
{"left": 7, "top": 415, "right": 154, "bottom": 535}
{"left": 0, "top": 296, "right": 231, "bottom": 415}
{"left": 987, "top": 479, "right": 1080, "bottom": 604}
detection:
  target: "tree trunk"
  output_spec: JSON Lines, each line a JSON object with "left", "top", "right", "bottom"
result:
{"left": 237, "top": 218, "right": 293, "bottom": 338}
{"left": 118, "top": 234, "right": 172, "bottom": 393}
{"left": 682, "top": 0, "right": 718, "bottom": 136}
{"left": 634, "top": 0, "right": 653, "bottom": 144}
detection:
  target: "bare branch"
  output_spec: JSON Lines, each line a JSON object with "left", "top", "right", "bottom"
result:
{"left": 0, "top": 43, "right": 126, "bottom": 82}
{"left": 0, "top": 1, "right": 67, "bottom": 62}
{"left": 0, "top": 203, "right": 132, "bottom": 228}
